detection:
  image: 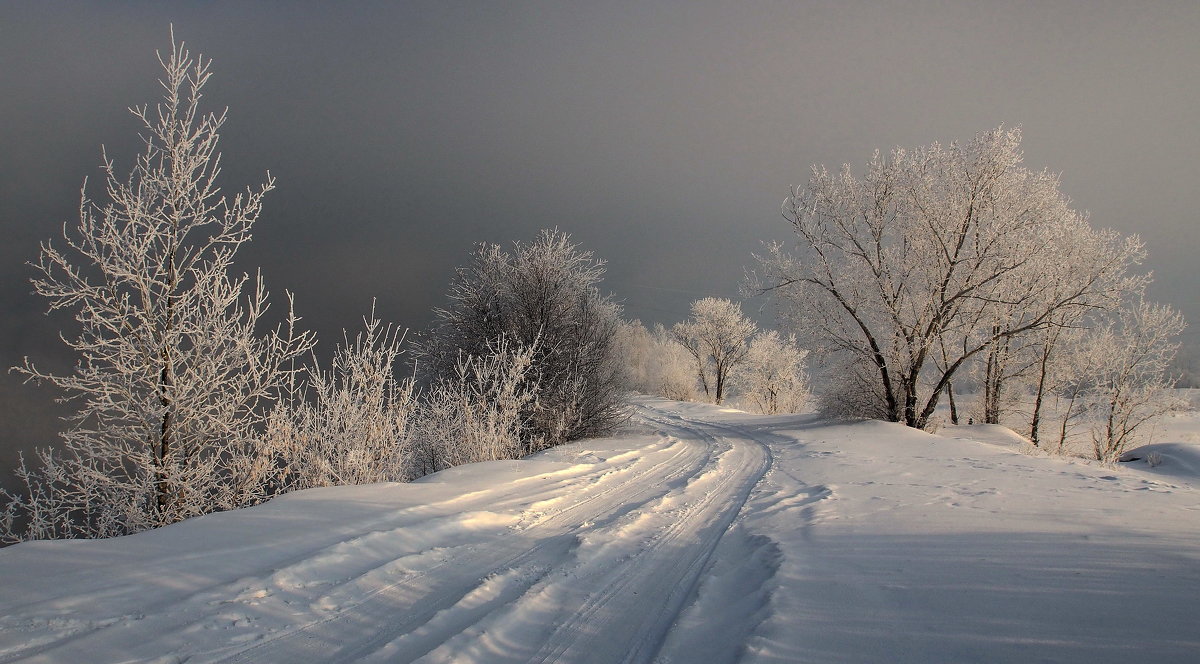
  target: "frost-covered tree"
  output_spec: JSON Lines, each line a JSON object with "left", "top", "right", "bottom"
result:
{"left": 672, "top": 298, "right": 756, "bottom": 405}
{"left": 616, "top": 320, "right": 700, "bottom": 401}
{"left": 1027, "top": 320, "right": 1079, "bottom": 447}
{"left": 2, "top": 33, "right": 314, "bottom": 541}
{"left": 1076, "top": 298, "right": 1185, "bottom": 462}
{"left": 418, "top": 230, "right": 625, "bottom": 448}
{"left": 734, "top": 330, "right": 810, "bottom": 414}
{"left": 651, "top": 323, "right": 704, "bottom": 402}
{"left": 1029, "top": 322, "right": 1102, "bottom": 453}
{"left": 615, "top": 320, "right": 656, "bottom": 393}
{"left": 977, "top": 326, "right": 1038, "bottom": 425}
{"left": 753, "top": 127, "right": 1143, "bottom": 429}
{"left": 976, "top": 214, "right": 1146, "bottom": 428}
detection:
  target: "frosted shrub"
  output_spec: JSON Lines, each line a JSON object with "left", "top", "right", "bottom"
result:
{"left": 265, "top": 310, "right": 417, "bottom": 490}
{"left": 1, "top": 448, "right": 133, "bottom": 542}
{"left": 414, "top": 337, "right": 540, "bottom": 475}
{"left": 653, "top": 323, "right": 703, "bottom": 402}
{"left": 419, "top": 230, "right": 626, "bottom": 447}
{"left": 615, "top": 320, "right": 656, "bottom": 393}
{"left": 1081, "top": 299, "right": 1185, "bottom": 463}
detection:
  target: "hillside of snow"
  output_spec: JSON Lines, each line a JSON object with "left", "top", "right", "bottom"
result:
{"left": 1, "top": 397, "right": 1198, "bottom": 663}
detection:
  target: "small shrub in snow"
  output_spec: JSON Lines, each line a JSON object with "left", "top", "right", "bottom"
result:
{"left": 264, "top": 309, "right": 417, "bottom": 490}
{"left": 414, "top": 337, "right": 540, "bottom": 474}
{"left": 1076, "top": 298, "right": 1186, "bottom": 463}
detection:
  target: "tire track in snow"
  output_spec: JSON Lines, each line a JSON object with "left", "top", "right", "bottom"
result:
{"left": 3, "top": 435, "right": 698, "bottom": 664}
{"left": 3, "top": 404, "right": 786, "bottom": 664}
{"left": 204, "top": 431, "right": 716, "bottom": 664}
{"left": 416, "top": 403, "right": 773, "bottom": 664}
{"left": 643, "top": 405, "right": 834, "bottom": 663}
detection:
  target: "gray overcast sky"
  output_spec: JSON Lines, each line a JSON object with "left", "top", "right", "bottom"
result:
{"left": 2, "top": 1, "right": 1198, "bottom": 466}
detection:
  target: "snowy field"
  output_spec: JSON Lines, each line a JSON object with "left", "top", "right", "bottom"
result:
{"left": 1, "top": 397, "right": 1198, "bottom": 663}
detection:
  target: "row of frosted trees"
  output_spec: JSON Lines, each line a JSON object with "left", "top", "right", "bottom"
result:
{"left": 750, "top": 127, "right": 1185, "bottom": 462}
{"left": 1, "top": 37, "right": 626, "bottom": 542}
{"left": 620, "top": 298, "right": 811, "bottom": 415}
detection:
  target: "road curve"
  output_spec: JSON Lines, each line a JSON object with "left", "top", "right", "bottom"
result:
{"left": 0, "top": 399, "right": 776, "bottom": 664}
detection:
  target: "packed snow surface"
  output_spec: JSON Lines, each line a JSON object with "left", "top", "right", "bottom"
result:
{"left": 2, "top": 397, "right": 1199, "bottom": 663}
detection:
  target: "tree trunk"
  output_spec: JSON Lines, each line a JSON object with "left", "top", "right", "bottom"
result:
{"left": 1029, "top": 340, "right": 1053, "bottom": 447}
{"left": 982, "top": 329, "right": 1006, "bottom": 425}
{"left": 696, "top": 364, "right": 711, "bottom": 401}
{"left": 903, "top": 377, "right": 920, "bottom": 428}
{"left": 1057, "top": 392, "right": 1077, "bottom": 454}
{"left": 157, "top": 238, "right": 180, "bottom": 519}
{"left": 947, "top": 382, "right": 959, "bottom": 425}
{"left": 157, "top": 355, "right": 175, "bottom": 517}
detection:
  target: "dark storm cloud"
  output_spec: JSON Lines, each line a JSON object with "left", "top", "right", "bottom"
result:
{"left": 3, "top": 1, "right": 1198, "bottom": 470}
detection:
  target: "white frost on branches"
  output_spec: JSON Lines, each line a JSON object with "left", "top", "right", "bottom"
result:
{"left": 418, "top": 230, "right": 626, "bottom": 449}
{"left": 264, "top": 308, "right": 416, "bottom": 490}
{"left": 616, "top": 321, "right": 700, "bottom": 402}
{"left": 414, "top": 337, "right": 540, "bottom": 474}
{"left": 735, "top": 331, "right": 810, "bottom": 415}
{"left": 1078, "top": 299, "right": 1185, "bottom": 462}
{"left": 3, "top": 32, "right": 314, "bottom": 540}
{"left": 753, "top": 127, "right": 1146, "bottom": 430}
{"left": 671, "top": 298, "right": 756, "bottom": 405}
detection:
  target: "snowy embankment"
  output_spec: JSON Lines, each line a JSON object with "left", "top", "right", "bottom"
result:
{"left": 1, "top": 398, "right": 1198, "bottom": 663}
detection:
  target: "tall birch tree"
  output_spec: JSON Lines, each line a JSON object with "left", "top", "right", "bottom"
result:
{"left": 4, "top": 32, "right": 313, "bottom": 539}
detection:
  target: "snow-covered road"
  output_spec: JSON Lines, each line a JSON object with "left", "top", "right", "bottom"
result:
{"left": 2, "top": 398, "right": 1199, "bottom": 663}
